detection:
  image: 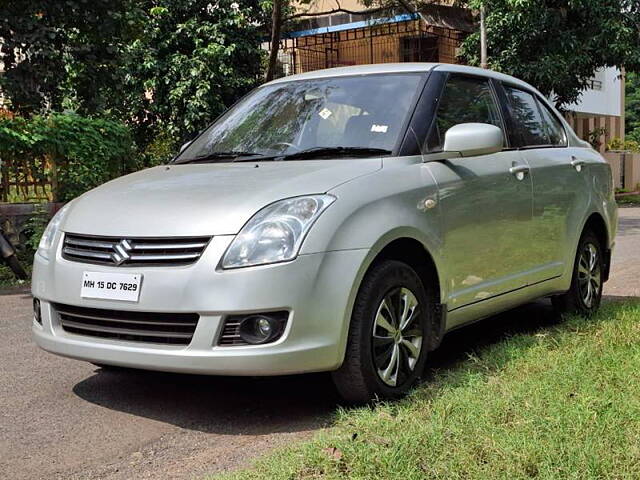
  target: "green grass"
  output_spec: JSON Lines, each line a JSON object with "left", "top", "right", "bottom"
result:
{"left": 217, "top": 300, "right": 640, "bottom": 480}
{"left": 617, "top": 194, "right": 640, "bottom": 207}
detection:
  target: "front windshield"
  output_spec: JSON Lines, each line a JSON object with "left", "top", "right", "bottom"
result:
{"left": 176, "top": 73, "right": 423, "bottom": 162}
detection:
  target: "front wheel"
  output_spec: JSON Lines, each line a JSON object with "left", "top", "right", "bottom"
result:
{"left": 332, "top": 260, "right": 432, "bottom": 403}
{"left": 552, "top": 230, "right": 604, "bottom": 317}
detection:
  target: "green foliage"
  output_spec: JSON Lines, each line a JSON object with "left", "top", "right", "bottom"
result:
{"left": 0, "top": 1, "right": 266, "bottom": 153}
{"left": 139, "top": 127, "right": 178, "bottom": 167}
{"left": 627, "top": 72, "right": 640, "bottom": 143}
{"left": 0, "top": 114, "right": 135, "bottom": 202}
{"left": 23, "top": 204, "right": 50, "bottom": 252}
{"left": 122, "top": 0, "right": 267, "bottom": 146}
{"left": 617, "top": 194, "right": 640, "bottom": 206}
{"left": 0, "top": 1, "right": 142, "bottom": 116}
{"left": 587, "top": 127, "right": 607, "bottom": 151}
{"left": 607, "top": 137, "right": 640, "bottom": 152}
{"left": 460, "top": 0, "right": 640, "bottom": 109}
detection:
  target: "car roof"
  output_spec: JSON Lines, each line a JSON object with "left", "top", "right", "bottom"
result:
{"left": 266, "top": 62, "right": 535, "bottom": 91}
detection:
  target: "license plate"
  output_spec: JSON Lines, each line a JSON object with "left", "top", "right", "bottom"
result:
{"left": 81, "top": 272, "right": 142, "bottom": 302}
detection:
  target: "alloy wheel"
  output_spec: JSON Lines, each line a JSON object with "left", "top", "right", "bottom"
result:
{"left": 371, "top": 287, "right": 423, "bottom": 387}
{"left": 577, "top": 242, "right": 601, "bottom": 308}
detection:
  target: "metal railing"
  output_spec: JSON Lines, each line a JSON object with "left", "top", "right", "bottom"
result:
{"left": 274, "top": 18, "right": 466, "bottom": 78}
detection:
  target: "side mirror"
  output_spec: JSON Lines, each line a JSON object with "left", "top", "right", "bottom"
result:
{"left": 443, "top": 123, "right": 504, "bottom": 157}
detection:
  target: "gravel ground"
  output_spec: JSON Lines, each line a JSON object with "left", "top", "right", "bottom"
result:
{"left": 0, "top": 294, "right": 338, "bottom": 480}
{"left": 1, "top": 207, "right": 638, "bottom": 480}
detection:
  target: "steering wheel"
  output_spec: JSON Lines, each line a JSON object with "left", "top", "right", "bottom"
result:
{"left": 269, "top": 142, "right": 301, "bottom": 152}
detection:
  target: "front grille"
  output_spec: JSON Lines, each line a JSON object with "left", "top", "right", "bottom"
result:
{"left": 62, "top": 233, "right": 211, "bottom": 266}
{"left": 55, "top": 303, "right": 199, "bottom": 345}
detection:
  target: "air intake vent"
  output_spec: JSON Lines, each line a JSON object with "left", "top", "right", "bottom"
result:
{"left": 62, "top": 233, "right": 210, "bottom": 266}
{"left": 218, "top": 318, "right": 244, "bottom": 346}
{"left": 54, "top": 303, "right": 199, "bottom": 345}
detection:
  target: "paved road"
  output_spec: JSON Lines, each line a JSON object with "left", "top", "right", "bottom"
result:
{"left": 603, "top": 207, "right": 640, "bottom": 298}
{"left": 1, "top": 208, "right": 638, "bottom": 480}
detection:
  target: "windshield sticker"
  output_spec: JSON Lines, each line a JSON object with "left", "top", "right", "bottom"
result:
{"left": 371, "top": 124, "right": 388, "bottom": 133}
{"left": 318, "top": 108, "right": 332, "bottom": 120}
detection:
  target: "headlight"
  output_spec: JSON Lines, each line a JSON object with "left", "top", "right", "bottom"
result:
{"left": 221, "top": 194, "right": 336, "bottom": 269}
{"left": 38, "top": 203, "right": 71, "bottom": 260}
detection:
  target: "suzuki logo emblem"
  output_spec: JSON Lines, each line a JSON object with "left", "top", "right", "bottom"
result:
{"left": 111, "top": 239, "right": 133, "bottom": 265}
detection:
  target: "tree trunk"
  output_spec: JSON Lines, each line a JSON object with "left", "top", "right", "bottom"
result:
{"left": 480, "top": 4, "right": 488, "bottom": 69}
{"left": 265, "top": 0, "right": 283, "bottom": 82}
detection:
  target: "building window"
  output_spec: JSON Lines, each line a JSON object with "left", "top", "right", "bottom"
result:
{"left": 586, "top": 78, "right": 603, "bottom": 91}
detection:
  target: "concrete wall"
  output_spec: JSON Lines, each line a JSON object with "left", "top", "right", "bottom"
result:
{"left": 604, "top": 152, "right": 640, "bottom": 191}
{"left": 568, "top": 68, "right": 623, "bottom": 117}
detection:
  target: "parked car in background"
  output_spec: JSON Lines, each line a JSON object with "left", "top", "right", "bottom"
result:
{"left": 32, "top": 64, "right": 617, "bottom": 402}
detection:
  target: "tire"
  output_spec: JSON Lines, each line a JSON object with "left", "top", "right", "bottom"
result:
{"left": 4, "top": 254, "right": 27, "bottom": 280}
{"left": 552, "top": 230, "right": 604, "bottom": 317}
{"left": 332, "top": 260, "right": 433, "bottom": 404}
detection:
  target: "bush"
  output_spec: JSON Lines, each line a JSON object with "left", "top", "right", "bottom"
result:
{"left": 23, "top": 204, "right": 50, "bottom": 252}
{"left": 0, "top": 113, "right": 135, "bottom": 202}
{"left": 607, "top": 137, "right": 640, "bottom": 153}
{"left": 138, "top": 127, "right": 178, "bottom": 168}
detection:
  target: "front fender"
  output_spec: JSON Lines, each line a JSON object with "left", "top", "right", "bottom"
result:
{"left": 301, "top": 157, "right": 447, "bottom": 301}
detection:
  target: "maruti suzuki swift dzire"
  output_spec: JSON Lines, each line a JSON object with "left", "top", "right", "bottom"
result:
{"left": 32, "top": 63, "right": 617, "bottom": 402}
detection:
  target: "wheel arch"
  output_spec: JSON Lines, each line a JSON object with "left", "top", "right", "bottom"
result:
{"left": 339, "top": 233, "right": 446, "bottom": 363}
{"left": 580, "top": 212, "right": 611, "bottom": 282}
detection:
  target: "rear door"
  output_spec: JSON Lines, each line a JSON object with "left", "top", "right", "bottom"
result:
{"left": 498, "top": 83, "right": 589, "bottom": 283}
{"left": 425, "top": 74, "right": 534, "bottom": 310}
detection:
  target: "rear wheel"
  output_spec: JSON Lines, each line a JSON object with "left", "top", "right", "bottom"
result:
{"left": 332, "top": 260, "right": 432, "bottom": 403}
{"left": 552, "top": 230, "right": 604, "bottom": 317}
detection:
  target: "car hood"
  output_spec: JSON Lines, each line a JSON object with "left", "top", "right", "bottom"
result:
{"left": 61, "top": 159, "right": 381, "bottom": 237}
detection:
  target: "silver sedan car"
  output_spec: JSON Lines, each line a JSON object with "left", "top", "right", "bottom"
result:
{"left": 32, "top": 64, "right": 617, "bottom": 402}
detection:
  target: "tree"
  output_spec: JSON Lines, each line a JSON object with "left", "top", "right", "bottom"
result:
{"left": 460, "top": 0, "right": 640, "bottom": 108}
{"left": 122, "top": 0, "right": 266, "bottom": 147}
{"left": 265, "top": 0, "right": 284, "bottom": 82}
{"left": 0, "top": 1, "right": 139, "bottom": 115}
{"left": 627, "top": 72, "right": 640, "bottom": 142}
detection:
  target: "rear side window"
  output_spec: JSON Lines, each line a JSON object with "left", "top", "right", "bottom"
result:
{"left": 504, "top": 87, "right": 547, "bottom": 146}
{"left": 537, "top": 101, "right": 567, "bottom": 146}
{"left": 429, "top": 75, "right": 504, "bottom": 151}
{"left": 504, "top": 86, "right": 565, "bottom": 147}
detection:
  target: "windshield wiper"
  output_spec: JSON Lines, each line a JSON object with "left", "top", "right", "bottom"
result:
{"left": 175, "top": 151, "right": 263, "bottom": 164}
{"left": 279, "top": 146, "right": 392, "bottom": 161}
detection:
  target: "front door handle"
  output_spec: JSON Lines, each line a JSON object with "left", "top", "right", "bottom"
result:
{"left": 570, "top": 157, "right": 585, "bottom": 172}
{"left": 509, "top": 164, "right": 530, "bottom": 180}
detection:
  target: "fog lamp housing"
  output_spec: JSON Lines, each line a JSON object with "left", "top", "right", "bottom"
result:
{"left": 219, "top": 311, "right": 288, "bottom": 346}
{"left": 239, "top": 315, "right": 285, "bottom": 345}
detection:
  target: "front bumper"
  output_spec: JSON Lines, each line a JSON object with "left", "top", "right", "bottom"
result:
{"left": 32, "top": 235, "right": 368, "bottom": 375}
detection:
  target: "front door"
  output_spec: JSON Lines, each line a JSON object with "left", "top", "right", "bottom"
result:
{"left": 425, "top": 74, "right": 534, "bottom": 310}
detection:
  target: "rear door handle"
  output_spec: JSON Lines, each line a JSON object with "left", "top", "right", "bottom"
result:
{"left": 570, "top": 156, "right": 585, "bottom": 172}
{"left": 509, "top": 164, "right": 530, "bottom": 180}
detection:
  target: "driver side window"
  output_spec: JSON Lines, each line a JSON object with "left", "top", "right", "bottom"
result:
{"left": 429, "top": 75, "right": 504, "bottom": 151}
